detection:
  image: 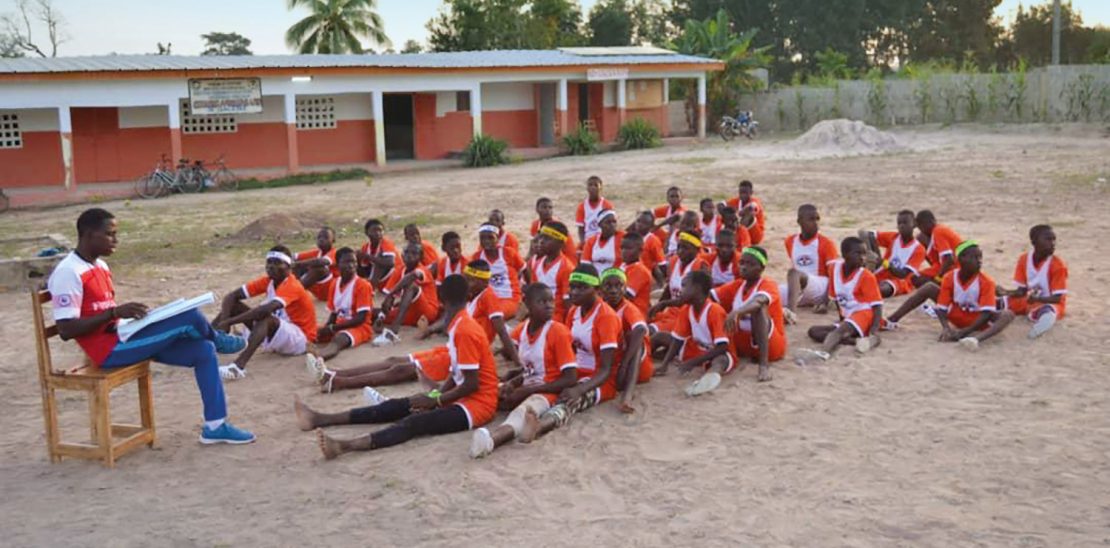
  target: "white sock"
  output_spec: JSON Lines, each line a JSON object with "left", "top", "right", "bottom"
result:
{"left": 204, "top": 418, "right": 225, "bottom": 430}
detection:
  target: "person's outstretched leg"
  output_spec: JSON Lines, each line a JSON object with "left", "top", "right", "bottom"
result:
{"left": 887, "top": 282, "right": 939, "bottom": 324}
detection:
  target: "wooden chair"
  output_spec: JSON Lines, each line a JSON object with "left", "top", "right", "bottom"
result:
{"left": 32, "top": 289, "right": 156, "bottom": 467}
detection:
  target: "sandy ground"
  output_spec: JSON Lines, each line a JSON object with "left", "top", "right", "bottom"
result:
{"left": 1, "top": 123, "right": 1109, "bottom": 547}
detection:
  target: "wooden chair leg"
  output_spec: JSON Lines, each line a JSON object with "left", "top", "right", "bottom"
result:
{"left": 42, "top": 385, "right": 61, "bottom": 463}
{"left": 138, "top": 371, "right": 156, "bottom": 447}
{"left": 95, "top": 384, "right": 114, "bottom": 468}
{"left": 88, "top": 388, "right": 100, "bottom": 443}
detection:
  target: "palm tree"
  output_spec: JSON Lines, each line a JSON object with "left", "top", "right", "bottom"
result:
{"left": 285, "top": 0, "right": 391, "bottom": 54}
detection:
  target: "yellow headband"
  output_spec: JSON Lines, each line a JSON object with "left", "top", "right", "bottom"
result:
{"left": 678, "top": 231, "right": 702, "bottom": 248}
{"left": 463, "top": 265, "right": 491, "bottom": 280}
{"left": 539, "top": 225, "right": 568, "bottom": 242}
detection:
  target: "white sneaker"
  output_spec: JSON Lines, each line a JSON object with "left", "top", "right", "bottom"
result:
{"left": 794, "top": 348, "right": 831, "bottom": 365}
{"left": 469, "top": 427, "right": 495, "bottom": 459}
{"left": 958, "top": 337, "right": 980, "bottom": 352}
{"left": 362, "top": 386, "right": 386, "bottom": 405}
{"left": 685, "top": 371, "right": 722, "bottom": 397}
{"left": 1028, "top": 311, "right": 1056, "bottom": 339}
{"left": 855, "top": 335, "right": 879, "bottom": 353}
{"left": 919, "top": 304, "right": 937, "bottom": 319}
{"left": 306, "top": 354, "right": 324, "bottom": 381}
{"left": 372, "top": 328, "right": 400, "bottom": 347}
{"left": 880, "top": 319, "right": 900, "bottom": 332}
{"left": 219, "top": 363, "right": 246, "bottom": 380}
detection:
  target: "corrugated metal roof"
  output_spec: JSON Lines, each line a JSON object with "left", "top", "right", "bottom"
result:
{"left": 0, "top": 49, "right": 718, "bottom": 75}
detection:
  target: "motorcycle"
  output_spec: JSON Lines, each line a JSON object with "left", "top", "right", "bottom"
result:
{"left": 718, "top": 111, "right": 759, "bottom": 141}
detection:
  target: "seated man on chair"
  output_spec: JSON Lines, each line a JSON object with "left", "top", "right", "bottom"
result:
{"left": 47, "top": 208, "right": 255, "bottom": 445}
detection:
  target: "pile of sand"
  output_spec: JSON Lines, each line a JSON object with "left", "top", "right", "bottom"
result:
{"left": 222, "top": 212, "right": 331, "bottom": 244}
{"left": 792, "top": 119, "right": 903, "bottom": 155}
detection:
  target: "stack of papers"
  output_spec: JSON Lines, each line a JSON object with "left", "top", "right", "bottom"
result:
{"left": 117, "top": 292, "right": 216, "bottom": 342}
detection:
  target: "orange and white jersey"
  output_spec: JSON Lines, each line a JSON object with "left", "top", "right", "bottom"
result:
{"left": 875, "top": 231, "right": 925, "bottom": 276}
{"left": 576, "top": 197, "right": 615, "bottom": 240}
{"left": 671, "top": 300, "right": 733, "bottom": 361}
{"left": 471, "top": 247, "right": 525, "bottom": 302}
{"left": 665, "top": 255, "right": 710, "bottom": 300}
{"left": 326, "top": 276, "right": 374, "bottom": 323}
{"left": 47, "top": 252, "right": 119, "bottom": 364}
{"left": 699, "top": 214, "right": 721, "bottom": 246}
{"left": 709, "top": 251, "right": 741, "bottom": 286}
{"left": 827, "top": 259, "right": 883, "bottom": 318}
{"left": 1013, "top": 251, "right": 1068, "bottom": 301}
{"left": 564, "top": 300, "right": 621, "bottom": 377}
{"left": 582, "top": 231, "right": 625, "bottom": 272}
{"left": 620, "top": 261, "right": 654, "bottom": 315}
{"left": 416, "top": 240, "right": 440, "bottom": 267}
{"left": 921, "top": 224, "right": 963, "bottom": 278}
{"left": 359, "top": 237, "right": 400, "bottom": 271}
{"left": 784, "top": 233, "right": 838, "bottom": 279}
{"left": 511, "top": 319, "right": 577, "bottom": 390}
{"left": 640, "top": 232, "right": 666, "bottom": 270}
{"left": 466, "top": 286, "right": 504, "bottom": 343}
{"left": 712, "top": 276, "right": 785, "bottom": 336}
{"left": 434, "top": 255, "right": 467, "bottom": 285}
{"left": 653, "top": 204, "right": 686, "bottom": 221}
{"left": 447, "top": 311, "right": 499, "bottom": 428}
{"left": 528, "top": 253, "right": 574, "bottom": 319}
{"left": 498, "top": 230, "right": 520, "bottom": 252}
{"left": 295, "top": 247, "right": 339, "bottom": 281}
{"left": 937, "top": 269, "right": 998, "bottom": 314}
{"left": 382, "top": 264, "right": 439, "bottom": 311}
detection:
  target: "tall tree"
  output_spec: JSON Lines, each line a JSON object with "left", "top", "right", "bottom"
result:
{"left": 529, "top": 0, "right": 585, "bottom": 47}
{"left": 427, "top": 0, "right": 532, "bottom": 51}
{"left": 1, "top": 0, "right": 66, "bottom": 58}
{"left": 905, "top": 0, "right": 1003, "bottom": 68}
{"left": 0, "top": 32, "right": 23, "bottom": 57}
{"left": 588, "top": 0, "right": 633, "bottom": 46}
{"left": 401, "top": 39, "right": 423, "bottom": 53}
{"left": 285, "top": 0, "right": 391, "bottom": 54}
{"left": 674, "top": 9, "right": 770, "bottom": 122}
{"left": 1009, "top": 1, "right": 1103, "bottom": 65}
{"left": 201, "top": 32, "right": 252, "bottom": 55}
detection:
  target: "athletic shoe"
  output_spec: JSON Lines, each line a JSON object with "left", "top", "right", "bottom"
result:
{"left": 793, "top": 348, "right": 831, "bottom": 365}
{"left": 685, "top": 372, "right": 722, "bottom": 397}
{"left": 199, "top": 422, "right": 256, "bottom": 445}
{"left": 469, "top": 427, "right": 495, "bottom": 459}
{"left": 363, "top": 386, "right": 386, "bottom": 406}
{"left": 306, "top": 354, "right": 326, "bottom": 381}
{"left": 958, "top": 337, "right": 980, "bottom": 352}
{"left": 1028, "top": 311, "right": 1057, "bottom": 339}
{"left": 372, "top": 328, "right": 400, "bottom": 347}
{"left": 855, "top": 335, "right": 879, "bottom": 353}
{"left": 213, "top": 330, "right": 247, "bottom": 354}
{"left": 879, "top": 318, "right": 900, "bottom": 332}
{"left": 919, "top": 304, "right": 937, "bottom": 319}
{"left": 219, "top": 363, "right": 246, "bottom": 380}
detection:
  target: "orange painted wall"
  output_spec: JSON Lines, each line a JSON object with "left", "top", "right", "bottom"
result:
{"left": 413, "top": 93, "right": 472, "bottom": 160}
{"left": 599, "top": 107, "right": 620, "bottom": 142}
{"left": 298, "top": 120, "right": 375, "bottom": 166}
{"left": 483, "top": 110, "right": 538, "bottom": 148}
{"left": 181, "top": 123, "right": 288, "bottom": 169}
{"left": 118, "top": 127, "right": 172, "bottom": 178}
{"left": 0, "top": 131, "right": 64, "bottom": 187}
{"left": 567, "top": 84, "right": 582, "bottom": 130}
{"left": 627, "top": 105, "right": 670, "bottom": 136}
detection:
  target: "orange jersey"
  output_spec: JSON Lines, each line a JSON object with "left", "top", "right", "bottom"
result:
{"left": 784, "top": 233, "right": 839, "bottom": 279}
{"left": 708, "top": 251, "right": 742, "bottom": 286}
{"left": 699, "top": 214, "right": 722, "bottom": 246}
{"left": 671, "top": 300, "right": 734, "bottom": 362}
{"left": 1009, "top": 252, "right": 1068, "bottom": 317}
{"left": 325, "top": 276, "right": 374, "bottom": 323}
{"left": 244, "top": 275, "right": 318, "bottom": 342}
{"left": 828, "top": 260, "right": 883, "bottom": 336}
{"left": 712, "top": 276, "right": 786, "bottom": 360}
{"left": 471, "top": 247, "right": 525, "bottom": 304}
{"left": 620, "top": 261, "right": 654, "bottom": 315}
{"left": 359, "top": 237, "right": 401, "bottom": 275}
{"left": 382, "top": 264, "right": 440, "bottom": 325}
{"left": 936, "top": 269, "right": 998, "bottom": 329}
{"left": 576, "top": 197, "right": 616, "bottom": 240}
{"left": 466, "top": 286, "right": 505, "bottom": 344}
{"left": 920, "top": 224, "right": 963, "bottom": 279}
{"left": 447, "top": 312, "right": 500, "bottom": 428}
{"left": 613, "top": 298, "right": 653, "bottom": 380}
{"left": 653, "top": 204, "right": 686, "bottom": 221}
{"left": 665, "top": 255, "right": 711, "bottom": 301}
{"left": 726, "top": 195, "right": 765, "bottom": 244}
{"left": 565, "top": 300, "right": 622, "bottom": 401}
{"left": 530, "top": 218, "right": 578, "bottom": 260}
{"left": 874, "top": 231, "right": 926, "bottom": 291}
{"left": 640, "top": 232, "right": 666, "bottom": 271}
{"left": 511, "top": 319, "right": 578, "bottom": 404}
{"left": 528, "top": 253, "right": 574, "bottom": 320}
{"left": 434, "top": 255, "right": 468, "bottom": 285}
{"left": 295, "top": 247, "right": 339, "bottom": 280}
{"left": 581, "top": 231, "right": 625, "bottom": 272}
{"left": 414, "top": 240, "right": 439, "bottom": 267}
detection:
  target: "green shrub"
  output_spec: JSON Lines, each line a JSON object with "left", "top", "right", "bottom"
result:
{"left": 617, "top": 118, "right": 662, "bottom": 150}
{"left": 562, "top": 122, "right": 599, "bottom": 155}
{"left": 463, "top": 133, "right": 509, "bottom": 167}
{"left": 236, "top": 168, "right": 371, "bottom": 191}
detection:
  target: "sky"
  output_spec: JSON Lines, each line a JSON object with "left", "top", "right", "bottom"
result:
{"left": 10, "top": 0, "right": 1109, "bottom": 57}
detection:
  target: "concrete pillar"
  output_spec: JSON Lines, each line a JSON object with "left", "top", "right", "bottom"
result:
{"left": 371, "top": 90, "right": 386, "bottom": 167}
{"left": 663, "top": 78, "right": 669, "bottom": 104}
{"left": 167, "top": 102, "right": 182, "bottom": 165}
{"left": 58, "top": 106, "right": 73, "bottom": 189}
{"left": 283, "top": 93, "right": 299, "bottom": 173}
{"left": 697, "top": 74, "right": 707, "bottom": 139}
{"left": 556, "top": 78, "right": 568, "bottom": 137}
{"left": 471, "top": 84, "right": 483, "bottom": 136}
{"left": 617, "top": 78, "right": 627, "bottom": 127}
{"left": 661, "top": 78, "right": 670, "bottom": 137}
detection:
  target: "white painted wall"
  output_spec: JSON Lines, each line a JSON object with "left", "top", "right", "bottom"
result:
{"left": 603, "top": 81, "right": 615, "bottom": 107}
{"left": 235, "top": 95, "right": 286, "bottom": 124}
{"left": 118, "top": 106, "right": 169, "bottom": 128}
{"left": 481, "top": 82, "right": 534, "bottom": 111}
{"left": 0, "top": 108, "right": 60, "bottom": 131}
{"left": 435, "top": 91, "right": 458, "bottom": 117}
{"left": 296, "top": 92, "right": 373, "bottom": 121}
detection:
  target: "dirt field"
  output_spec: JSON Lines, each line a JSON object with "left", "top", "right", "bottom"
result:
{"left": 1, "top": 124, "right": 1108, "bottom": 547}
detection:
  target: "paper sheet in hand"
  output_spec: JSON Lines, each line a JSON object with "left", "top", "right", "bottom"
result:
{"left": 116, "top": 292, "right": 216, "bottom": 342}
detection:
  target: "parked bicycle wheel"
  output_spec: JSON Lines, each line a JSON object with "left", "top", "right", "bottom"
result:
{"left": 179, "top": 168, "right": 204, "bottom": 193}
{"left": 213, "top": 167, "right": 239, "bottom": 191}
{"left": 136, "top": 174, "right": 163, "bottom": 199}
{"left": 0, "top": 189, "right": 9, "bottom": 212}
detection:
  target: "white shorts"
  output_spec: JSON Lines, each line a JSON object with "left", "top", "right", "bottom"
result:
{"left": 780, "top": 275, "right": 829, "bottom": 307}
{"left": 261, "top": 318, "right": 308, "bottom": 355}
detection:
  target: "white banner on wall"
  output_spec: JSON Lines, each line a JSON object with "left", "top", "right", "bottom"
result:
{"left": 188, "top": 78, "right": 263, "bottom": 115}
{"left": 586, "top": 68, "right": 629, "bottom": 81}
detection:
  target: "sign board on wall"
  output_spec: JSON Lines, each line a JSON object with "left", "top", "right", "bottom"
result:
{"left": 586, "top": 68, "right": 629, "bottom": 81}
{"left": 188, "top": 78, "right": 263, "bottom": 115}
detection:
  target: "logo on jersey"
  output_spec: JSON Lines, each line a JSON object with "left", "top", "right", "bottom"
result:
{"left": 55, "top": 294, "right": 72, "bottom": 307}
{"left": 796, "top": 255, "right": 815, "bottom": 267}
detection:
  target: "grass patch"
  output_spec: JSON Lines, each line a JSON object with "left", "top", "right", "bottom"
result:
{"left": 1053, "top": 172, "right": 1107, "bottom": 190}
{"left": 236, "top": 169, "right": 371, "bottom": 191}
{"left": 833, "top": 217, "right": 860, "bottom": 228}
{"left": 673, "top": 157, "right": 716, "bottom": 166}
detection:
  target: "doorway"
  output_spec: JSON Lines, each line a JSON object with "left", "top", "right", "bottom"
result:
{"left": 383, "top": 94, "right": 414, "bottom": 160}
{"left": 538, "top": 83, "right": 555, "bottom": 146}
{"left": 577, "top": 83, "right": 590, "bottom": 124}
{"left": 71, "top": 107, "right": 122, "bottom": 183}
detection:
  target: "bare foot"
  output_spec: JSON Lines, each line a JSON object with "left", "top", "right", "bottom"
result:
{"left": 316, "top": 429, "right": 342, "bottom": 460}
{"left": 783, "top": 309, "right": 798, "bottom": 325}
{"left": 293, "top": 395, "right": 317, "bottom": 431}
{"left": 618, "top": 401, "right": 636, "bottom": 414}
{"left": 518, "top": 407, "right": 540, "bottom": 444}
{"left": 757, "top": 365, "right": 772, "bottom": 382}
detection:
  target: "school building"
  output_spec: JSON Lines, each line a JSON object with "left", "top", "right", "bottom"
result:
{"left": 0, "top": 47, "right": 721, "bottom": 206}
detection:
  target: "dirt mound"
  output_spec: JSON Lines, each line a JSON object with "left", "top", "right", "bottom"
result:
{"left": 792, "top": 119, "right": 903, "bottom": 155}
{"left": 222, "top": 212, "right": 331, "bottom": 244}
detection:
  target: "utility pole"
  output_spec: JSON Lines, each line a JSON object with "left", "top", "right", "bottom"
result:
{"left": 1051, "top": 0, "right": 1061, "bottom": 65}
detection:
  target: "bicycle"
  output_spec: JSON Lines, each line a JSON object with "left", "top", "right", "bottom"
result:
{"left": 0, "top": 188, "right": 9, "bottom": 212}
{"left": 135, "top": 154, "right": 176, "bottom": 199}
{"left": 198, "top": 154, "right": 239, "bottom": 192}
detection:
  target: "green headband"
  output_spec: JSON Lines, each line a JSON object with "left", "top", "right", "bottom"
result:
{"left": 569, "top": 272, "right": 601, "bottom": 287}
{"left": 600, "top": 268, "right": 627, "bottom": 284}
{"left": 741, "top": 247, "right": 768, "bottom": 266}
{"left": 955, "top": 240, "right": 979, "bottom": 258}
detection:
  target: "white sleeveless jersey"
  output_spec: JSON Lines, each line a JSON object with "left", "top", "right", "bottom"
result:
{"left": 951, "top": 270, "right": 992, "bottom": 312}
{"left": 711, "top": 256, "right": 739, "bottom": 286}
{"left": 581, "top": 199, "right": 606, "bottom": 240}
{"left": 530, "top": 255, "right": 564, "bottom": 294}
{"left": 699, "top": 215, "right": 720, "bottom": 246}
{"left": 884, "top": 234, "right": 921, "bottom": 273}
{"left": 829, "top": 259, "right": 867, "bottom": 316}
{"left": 789, "top": 235, "right": 822, "bottom": 278}
{"left": 570, "top": 304, "right": 601, "bottom": 373}
{"left": 516, "top": 319, "right": 552, "bottom": 387}
{"left": 587, "top": 234, "right": 619, "bottom": 272}
{"left": 1021, "top": 252, "right": 1052, "bottom": 297}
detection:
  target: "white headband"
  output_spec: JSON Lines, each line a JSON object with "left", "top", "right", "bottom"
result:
{"left": 478, "top": 224, "right": 499, "bottom": 234}
{"left": 598, "top": 209, "right": 617, "bottom": 222}
{"left": 266, "top": 251, "right": 293, "bottom": 265}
